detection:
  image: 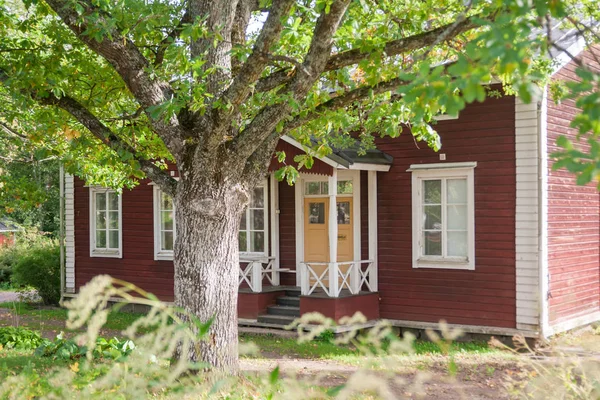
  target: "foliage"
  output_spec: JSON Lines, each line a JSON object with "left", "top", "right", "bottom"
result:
{"left": 35, "top": 333, "right": 135, "bottom": 361}
{"left": 0, "top": 228, "right": 54, "bottom": 287}
{"left": 0, "top": 327, "right": 49, "bottom": 350}
{"left": 10, "top": 237, "right": 60, "bottom": 305}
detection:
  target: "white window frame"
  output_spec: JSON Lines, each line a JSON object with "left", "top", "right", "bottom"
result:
{"left": 89, "top": 187, "right": 122, "bottom": 258}
{"left": 239, "top": 181, "right": 269, "bottom": 257}
{"left": 409, "top": 162, "right": 476, "bottom": 270}
{"left": 153, "top": 186, "right": 176, "bottom": 261}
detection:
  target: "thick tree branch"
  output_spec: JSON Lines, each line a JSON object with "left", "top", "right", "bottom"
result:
{"left": 44, "top": 0, "right": 185, "bottom": 158}
{"left": 210, "top": 0, "right": 294, "bottom": 137}
{"left": 40, "top": 93, "right": 178, "bottom": 196}
{"left": 233, "top": 0, "right": 351, "bottom": 160}
{"left": 256, "top": 14, "right": 484, "bottom": 93}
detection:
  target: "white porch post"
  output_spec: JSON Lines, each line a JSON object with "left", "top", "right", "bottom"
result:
{"left": 269, "top": 174, "right": 280, "bottom": 286}
{"left": 367, "top": 171, "right": 378, "bottom": 291}
{"left": 328, "top": 169, "right": 339, "bottom": 297}
{"left": 251, "top": 261, "right": 262, "bottom": 293}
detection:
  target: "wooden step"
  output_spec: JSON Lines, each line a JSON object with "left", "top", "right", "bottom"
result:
{"left": 267, "top": 305, "right": 300, "bottom": 317}
{"left": 256, "top": 314, "right": 296, "bottom": 326}
{"left": 276, "top": 296, "right": 300, "bottom": 307}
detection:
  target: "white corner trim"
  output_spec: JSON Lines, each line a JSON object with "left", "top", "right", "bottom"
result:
{"left": 281, "top": 135, "right": 346, "bottom": 169}
{"left": 348, "top": 162, "right": 391, "bottom": 172}
{"left": 367, "top": 171, "right": 378, "bottom": 291}
{"left": 407, "top": 162, "right": 477, "bottom": 172}
{"left": 538, "top": 87, "right": 550, "bottom": 337}
{"left": 294, "top": 176, "right": 304, "bottom": 286}
{"left": 546, "top": 311, "right": 600, "bottom": 336}
{"left": 269, "top": 174, "right": 280, "bottom": 283}
{"left": 551, "top": 36, "right": 587, "bottom": 76}
{"left": 89, "top": 187, "right": 123, "bottom": 259}
{"left": 65, "top": 174, "right": 76, "bottom": 292}
{"left": 515, "top": 95, "right": 542, "bottom": 332}
{"left": 410, "top": 165, "right": 476, "bottom": 271}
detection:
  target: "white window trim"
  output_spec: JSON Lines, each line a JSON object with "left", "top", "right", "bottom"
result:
{"left": 153, "top": 186, "right": 175, "bottom": 261}
{"left": 410, "top": 163, "right": 476, "bottom": 270}
{"left": 239, "top": 180, "right": 269, "bottom": 258}
{"left": 89, "top": 187, "right": 123, "bottom": 258}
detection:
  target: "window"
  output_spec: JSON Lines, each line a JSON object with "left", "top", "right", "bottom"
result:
{"left": 410, "top": 163, "right": 475, "bottom": 270}
{"left": 90, "top": 188, "right": 122, "bottom": 258}
{"left": 154, "top": 187, "right": 175, "bottom": 260}
{"left": 240, "top": 185, "right": 268, "bottom": 255}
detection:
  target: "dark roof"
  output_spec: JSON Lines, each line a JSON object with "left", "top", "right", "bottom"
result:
{"left": 0, "top": 220, "right": 18, "bottom": 232}
{"left": 328, "top": 146, "right": 394, "bottom": 168}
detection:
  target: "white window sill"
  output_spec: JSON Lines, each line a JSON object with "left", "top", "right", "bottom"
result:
{"left": 413, "top": 258, "right": 474, "bottom": 270}
{"left": 155, "top": 252, "right": 174, "bottom": 261}
{"left": 91, "top": 250, "right": 122, "bottom": 259}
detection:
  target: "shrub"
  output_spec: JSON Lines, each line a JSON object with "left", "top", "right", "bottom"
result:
{"left": 0, "top": 327, "right": 49, "bottom": 350}
{"left": 11, "top": 240, "right": 60, "bottom": 305}
{"left": 35, "top": 333, "right": 136, "bottom": 361}
{"left": 0, "top": 245, "right": 20, "bottom": 286}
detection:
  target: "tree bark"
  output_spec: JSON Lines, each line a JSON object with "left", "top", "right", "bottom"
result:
{"left": 173, "top": 174, "right": 248, "bottom": 371}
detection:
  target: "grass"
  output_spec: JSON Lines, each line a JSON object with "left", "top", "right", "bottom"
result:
{"left": 0, "top": 301, "right": 145, "bottom": 331}
{"left": 240, "top": 333, "right": 495, "bottom": 360}
{"left": 0, "top": 348, "right": 70, "bottom": 380}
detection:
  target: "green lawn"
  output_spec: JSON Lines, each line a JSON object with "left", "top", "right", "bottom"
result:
{"left": 0, "top": 301, "right": 144, "bottom": 331}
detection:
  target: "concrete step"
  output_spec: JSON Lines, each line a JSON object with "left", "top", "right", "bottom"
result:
{"left": 276, "top": 296, "right": 300, "bottom": 307}
{"left": 285, "top": 289, "right": 302, "bottom": 298}
{"left": 257, "top": 314, "right": 296, "bottom": 326}
{"left": 267, "top": 305, "right": 300, "bottom": 317}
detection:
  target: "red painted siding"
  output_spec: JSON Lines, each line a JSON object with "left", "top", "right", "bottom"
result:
{"left": 0, "top": 233, "right": 14, "bottom": 247}
{"left": 546, "top": 46, "right": 600, "bottom": 325}
{"left": 74, "top": 177, "right": 175, "bottom": 301}
{"left": 278, "top": 179, "right": 297, "bottom": 286}
{"left": 374, "top": 90, "right": 517, "bottom": 328}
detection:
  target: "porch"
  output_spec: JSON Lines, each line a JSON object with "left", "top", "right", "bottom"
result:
{"left": 237, "top": 138, "right": 391, "bottom": 326}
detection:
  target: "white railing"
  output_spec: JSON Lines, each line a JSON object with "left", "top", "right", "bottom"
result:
{"left": 239, "top": 256, "right": 286, "bottom": 293}
{"left": 300, "top": 260, "right": 376, "bottom": 297}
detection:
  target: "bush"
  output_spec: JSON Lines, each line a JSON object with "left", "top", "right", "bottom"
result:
{"left": 35, "top": 333, "right": 136, "bottom": 361}
{"left": 0, "top": 245, "right": 20, "bottom": 286}
{"left": 0, "top": 327, "right": 49, "bottom": 350}
{"left": 11, "top": 239, "right": 60, "bottom": 305}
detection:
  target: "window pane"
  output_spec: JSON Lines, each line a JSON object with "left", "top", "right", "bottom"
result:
{"left": 250, "top": 231, "right": 264, "bottom": 253}
{"left": 320, "top": 182, "right": 329, "bottom": 194}
{"left": 108, "top": 211, "right": 119, "bottom": 229}
{"left": 337, "top": 180, "right": 353, "bottom": 195}
{"left": 337, "top": 201, "right": 351, "bottom": 224}
{"left": 108, "top": 193, "right": 119, "bottom": 211}
{"left": 96, "top": 211, "right": 106, "bottom": 229}
{"left": 161, "top": 211, "right": 174, "bottom": 230}
{"left": 96, "top": 192, "right": 106, "bottom": 211}
{"left": 239, "top": 231, "right": 247, "bottom": 252}
{"left": 423, "top": 180, "right": 441, "bottom": 204}
{"left": 250, "top": 187, "right": 264, "bottom": 208}
{"left": 305, "top": 182, "right": 321, "bottom": 195}
{"left": 448, "top": 231, "right": 468, "bottom": 257}
{"left": 447, "top": 205, "right": 467, "bottom": 230}
{"left": 96, "top": 230, "right": 106, "bottom": 248}
{"left": 447, "top": 179, "right": 467, "bottom": 204}
{"left": 423, "top": 205, "right": 441, "bottom": 230}
{"left": 239, "top": 212, "right": 247, "bottom": 230}
{"left": 161, "top": 193, "right": 173, "bottom": 211}
{"left": 109, "top": 230, "right": 119, "bottom": 249}
{"left": 250, "top": 209, "right": 264, "bottom": 230}
{"left": 308, "top": 202, "right": 325, "bottom": 224}
{"left": 424, "top": 231, "right": 442, "bottom": 256}
{"left": 162, "top": 231, "right": 173, "bottom": 251}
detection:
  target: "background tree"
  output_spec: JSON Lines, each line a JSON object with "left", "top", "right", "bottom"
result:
{"left": 0, "top": 0, "right": 597, "bottom": 371}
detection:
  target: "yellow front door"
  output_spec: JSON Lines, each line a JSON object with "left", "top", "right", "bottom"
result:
{"left": 304, "top": 197, "right": 354, "bottom": 290}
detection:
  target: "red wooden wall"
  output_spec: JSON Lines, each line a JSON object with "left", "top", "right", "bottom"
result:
{"left": 0, "top": 233, "right": 14, "bottom": 247}
{"left": 373, "top": 90, "right": 517, "bottom": 328}
{"left": 546, "top": 47, "right": 600, "bottom": 325}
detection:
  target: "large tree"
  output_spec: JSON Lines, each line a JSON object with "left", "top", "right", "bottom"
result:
{"left": 0, "top": 0, "right": 598, "bottom": 370}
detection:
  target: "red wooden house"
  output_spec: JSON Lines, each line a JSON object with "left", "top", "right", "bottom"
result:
{"left": 61, "top": 41, "right": 600, "bottom": 339}
{"left": 0, "top": 220, "right": 17, "bottom": 247}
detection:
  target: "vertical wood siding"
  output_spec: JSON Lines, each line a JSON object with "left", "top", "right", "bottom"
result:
{"left": 546, "top": 47, "right": 600, "bottom": 325}
{"left": 373, "top": 91, "right": 517, "bottom": 328}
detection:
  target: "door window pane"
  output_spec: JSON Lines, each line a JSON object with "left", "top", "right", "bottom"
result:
{"left": 337, "top": 180, "right": 353, "bottom": 195}
{"left": 308, "top": 202, "right": 325, "bottom": 224}
{"left": 250, "top": 187, "right": 264, "bottom": 208}
{"left": 337, "top": 201, "right": 351, "bottom": 224}
{"left": 305, "top": 182, "right": 321, "bottom": 195}
{"left": 250, "top": 209, "right": 264, "bottom": 230}
{"left": 239, "top": 231, "right": 247, "bottom": 252}
{"left": 250, "top": 232, "right": 264, "bottom": 253}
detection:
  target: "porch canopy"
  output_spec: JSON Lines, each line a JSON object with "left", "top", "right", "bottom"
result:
{"left": 240, "top": 136, "right": 392, "bottom": 299}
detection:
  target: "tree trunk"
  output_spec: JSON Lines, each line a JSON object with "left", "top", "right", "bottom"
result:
{"left": 173, "top": 176, "right": 248, "bottom": 371}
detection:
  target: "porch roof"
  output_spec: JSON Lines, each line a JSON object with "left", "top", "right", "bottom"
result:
{"left": 282, "top": 136, "right": 393, "bottom": 172}
{"left": 0, "top": 220, "right": 18, "bottom": 232}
